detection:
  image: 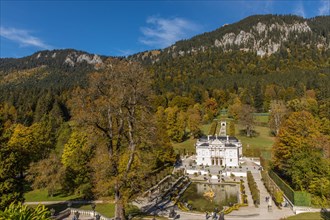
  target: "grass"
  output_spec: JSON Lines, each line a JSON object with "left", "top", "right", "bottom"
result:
{"left": 201, "top": 122, "right": 212, "bottom": 136}
{"left": 77, "top": 203, "right": 115, "bottom": 218}
{"left": 24, "top": 189, "right": 81, "bottom": 202}
{"left": 235, "top": 124, "right": 274, "bottom": 159}
{"left": 172, "top": 138, "right": 196, "bottom": 154}
{"left": 172, "top": 121, "right": 213, "bottom": 154}
{"left": 254, "top": 114, "right": 269, "bottom": 123}
{"left": 236, "top": 125, "right": 274, "bottom": 155}
{"left": 172, "top": 115, "right": 275, "bottom": 160}
{"left": 28, "top": 202, "right": 115, "bottom": 218}
{"left": 284, "top": 212, "right": 327, "bottom": 220}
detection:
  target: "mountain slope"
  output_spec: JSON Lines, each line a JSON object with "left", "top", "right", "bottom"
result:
{"left": 131, "top": 15, "right": 330, "bottom": 62}
{"left": 0, "top": 14, "right": 329, "bottom": 125}
{"left": 0, "top": 49, "right": 105, "bottom": 72}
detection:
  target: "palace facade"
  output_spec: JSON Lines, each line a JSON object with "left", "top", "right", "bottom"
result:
{"left": 195, "top": 121, "right": 242, "bottom": 167}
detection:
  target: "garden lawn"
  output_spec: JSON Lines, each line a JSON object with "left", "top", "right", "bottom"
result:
{"left": 173, "top": 122, "right": 213, "bottom": 154}
{"left": 24, "top": 189, "right": 81, "bottom": 202}
{"left": 173, "top": 118, "right": 275, "bottom": 160}
{"left": 236, "top": 124, "right": 274, "bottom": 159}
{"left": 237, "top": 124, "right": 274, "bottom": 146}
{"left": 254, "top": 114, "right": 269, "bottom": 123}
{"left": 28, "top": 203, "right": 115, "bottom": 218}
{"left": 75, "top": 203, "right": 115, "bottom": 218}
{"left": 172, "top": 138, "right": 196, "bottom": 154}
{"left": 285, "top": 212, "right": 325, "bottom": 220}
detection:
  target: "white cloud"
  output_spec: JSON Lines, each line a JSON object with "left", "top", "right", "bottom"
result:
{"left": 318, "top": 0, "right": 330, "bottom": 15}
{"left": 241, "top": 0, "right": 274, "bottom": 15}
{"left": 0, "top": 26, "right": 52, "bottom": 49}
{"left": 294, "top": 2, "right": 306, "bottom": 17}
{"left": 140, "top": 16, "right": 200, "bottom": 48}
{"left": 116, "top": 49, "right": 135, "bottom": 57}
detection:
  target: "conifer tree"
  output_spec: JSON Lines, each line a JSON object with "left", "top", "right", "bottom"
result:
{"left": 254, "top": 81, "right": 264, "bottom": 112}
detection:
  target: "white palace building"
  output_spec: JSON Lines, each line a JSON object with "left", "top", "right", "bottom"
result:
{"left": 195, "top": 121, "right": 242, "bottom": 167}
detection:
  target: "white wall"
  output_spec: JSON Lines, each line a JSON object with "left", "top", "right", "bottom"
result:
{"left": 186, "top": 169, "right": 208, "bottom": 175}
{"left": 225, "top": 171, "right": 247, "bottom": 177}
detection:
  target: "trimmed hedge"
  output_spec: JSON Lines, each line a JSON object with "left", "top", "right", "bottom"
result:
{"left": 260, "top": 156, "right": 269, "bottom": 170}
{"left": 208, "top": 121, "right": 217, "bottom": 135}
{"left": 261, "top": 170, "right": 283, "bottom": 207}
{"left": 223, "top": 203, "right": 248, "bottom": 215}
{"left": 240, "top": 180, "right": 248, "bottom": 204}
{"left": 268, "top": 170, "right": 311, "bottom": 206}
{"left": 247, "top": 171, "right": 260, "bottom": 206}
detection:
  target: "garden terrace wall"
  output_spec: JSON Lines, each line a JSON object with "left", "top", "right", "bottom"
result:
{"left": 261, "top": 171, "right": 283, "bottom": 206}
{"left": 268, "top": 170, "right": 311, "bottom": 206}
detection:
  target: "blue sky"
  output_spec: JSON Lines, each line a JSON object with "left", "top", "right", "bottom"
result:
{"left": 0, "top": 1, "right": 329, "bottom": 58}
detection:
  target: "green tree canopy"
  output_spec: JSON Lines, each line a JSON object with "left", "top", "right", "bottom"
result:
{"left": 0, "top": 202, "right": 51, "bottom": 220}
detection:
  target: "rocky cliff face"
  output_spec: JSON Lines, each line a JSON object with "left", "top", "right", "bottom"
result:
{"left": 213, "top": 21, "right": 327, "bottom": 57}
{"left": 64, "top": 52, "right": 103, "bottom": 67}
{"left": 130, "top": 15, "right": 330, "bottom": 62}
{"left": 0, "top": 49, "right": 105, "bottom": 72}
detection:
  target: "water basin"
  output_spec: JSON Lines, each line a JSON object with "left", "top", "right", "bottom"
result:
{"left": 180, "top": 182, "right": 238, "bottom": 212}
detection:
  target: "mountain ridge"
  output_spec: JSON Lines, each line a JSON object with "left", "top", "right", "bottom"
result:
{"left": 130, "top": 14, "right": 330, "bottom": 63}
{"left": 0, "top": 14, "right": 329, "bottom": 126}
{"left": 0, "top": 49, "right": 111, "bottom": 72}
{"left": 1, "top": 15, "right": 329, "bottom": 66}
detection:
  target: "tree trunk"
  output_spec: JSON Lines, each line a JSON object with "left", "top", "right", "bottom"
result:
{"left": 115, "top": 183, "right": 126, "bottom": 220}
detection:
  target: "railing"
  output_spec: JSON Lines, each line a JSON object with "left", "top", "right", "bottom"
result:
{"left": 143, "top": 175, "right": 172, "bottom": 196}
{"left": 70, "top": 208, "right": 111, "bottom": 220}
{"left": 51, "top": 208, "right": 70, "bottom": 220}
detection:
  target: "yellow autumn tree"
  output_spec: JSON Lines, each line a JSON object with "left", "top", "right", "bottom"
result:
{"left": 272, "top": 111, "right": 330, "bottom": 203}
{"left": 69, "top": 59, "right": 173, "bottom": 219}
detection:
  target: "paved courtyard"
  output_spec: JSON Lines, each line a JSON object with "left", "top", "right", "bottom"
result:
{"left": 175, "top": 169, "right": 295, "bottom": 220}
{"left": 33, "top": 157, "right": 301, "bottom": 220}
{"left": 161, "top": 156, "right": 296, "bottom": 220}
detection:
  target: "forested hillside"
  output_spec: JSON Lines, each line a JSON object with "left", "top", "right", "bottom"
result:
{"left": 129, "top": 15, "right": 330, "bottom": 123}
{"left": 132, "top": 15, "right": 330, "bottom": 62}
{"left": 0, "top": 50, "right": 123, "bottom": 125}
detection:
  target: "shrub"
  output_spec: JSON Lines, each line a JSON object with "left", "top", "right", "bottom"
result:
{"left": 268, "top": 170, "right": 311, "bottom": 206}
{"left": 0, "top": 203, "right": 51, "bottom": 220}
{"left": 274, "top": 190, "right": 284, "bottom": 205}
{"left": 247, "top": 171, "right": 260, "bottom": 206}
{"left": 261, "top": 170, "right": 284, "bottom": 207}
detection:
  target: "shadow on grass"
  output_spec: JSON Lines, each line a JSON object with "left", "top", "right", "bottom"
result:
{"left": 44, "top": 202, "right": 91, "bottom": 214}
{"left": 321, "top": 208, "right": 330, "bottom": 220}
{"left": 44, "top": 202, "right": 140, "bottom": 219}
{"left": 45, "top": 200, "right": 92, "bottom": 214}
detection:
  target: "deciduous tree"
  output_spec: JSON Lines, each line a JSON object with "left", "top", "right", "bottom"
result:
{"left": 238, "top": 104, "right": 255, "bottom": 137}
{"left": 69, "top": 59, "right": 170, "bottom": 219}
{"left": 0, "top": 202, "right": 51, "bottom": 220}
{"left": 269, "top": 100, "right": 287, "bottom": 136}
{"left": 272, "top": 111, "right": 330, "bottom": 204}
{"left": 187, "top": 106, "right": 202, "bottom": 138}
{"left": 27, "top": 154, "right": 63, "bottom": 197}
{"left": 0, "top": 118, "right": 24, "bottom": 210}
